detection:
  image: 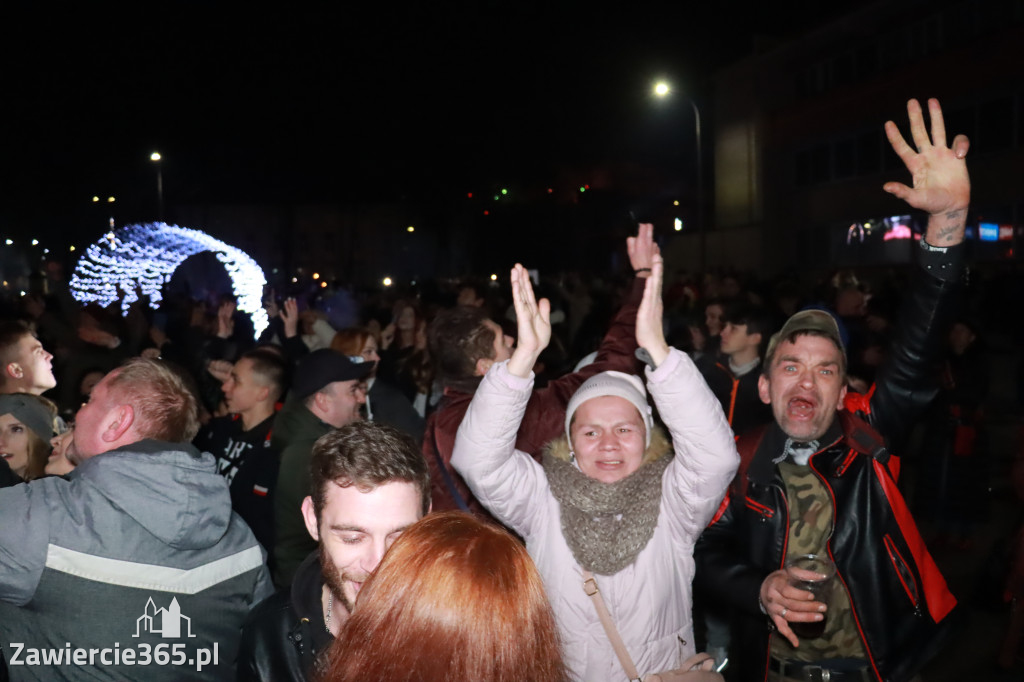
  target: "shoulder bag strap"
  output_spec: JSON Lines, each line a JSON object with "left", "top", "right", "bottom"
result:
{"left": 582, "top": 569, "right": 642, "bottom": 682}
{"left": 430, "top": 428, "right": 470, "bottom": 512}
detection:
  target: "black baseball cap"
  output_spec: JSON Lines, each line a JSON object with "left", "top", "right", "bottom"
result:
{"left": 292, "top": 349, "right": 372, "bottom": 399}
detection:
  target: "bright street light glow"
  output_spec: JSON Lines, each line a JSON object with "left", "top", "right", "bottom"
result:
{"left": 654, "top": 81, "right": 671, "bottom": 97}
{"left": 490, "top": 274, "right": 498, "bottom": 281}
{"left": 150, "top": 152, "right": 162, "bottom": 162}
{"left": 312, "top": 272, "right": 319, "bottom": 279}
{"left": 673, "top": 200, "right": 680, "bottom": 206}
{"left": 70, "top": 245, "right": 76, "bottom": 252}
{"left": 674, "top": 218, "right": 683, "bottom": 232}
{"left": 383, "top": 277, "right": 393, "bottom": 287}
{"left": 406, "top": 226, "right": 415, "bottom": 233}
{"left": 93, "top": 196, "right": 100, "bottom": 202}
{"left": 31, "top": 239, "right": 38, "bottom": 246}
{"left": 4, "top": 239, "right": 11, "bottom": 245}
{"left": 107, "top": 196, "right": 115, "bottom": 203}
{"left": 321, "top": 281, "right": 327, "bottom": 288}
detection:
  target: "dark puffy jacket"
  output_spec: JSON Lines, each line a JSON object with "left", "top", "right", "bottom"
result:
{"left": 237, "top": 552, "right": 332, "bottom": 682}
{"left": 696, "top": 248, "right": 964, "bottom": 682}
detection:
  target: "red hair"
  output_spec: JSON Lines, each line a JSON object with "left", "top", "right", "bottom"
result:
{"left": 330, "top": 328, "right": 373, "bottom": 357}
{"left": 320, "top": 512, "right": 568, "bottom": 682}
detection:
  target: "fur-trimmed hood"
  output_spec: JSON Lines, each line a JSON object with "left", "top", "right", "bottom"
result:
{"left": 543, "top": 423, "right": 673, "bottom": 467}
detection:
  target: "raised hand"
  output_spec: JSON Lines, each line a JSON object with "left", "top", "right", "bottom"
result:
{"left": 883, "top": 98, "right": 970, "bottom": 246}
{"left": 507, "top": 264, "right": 551, "bottom": 378}
{"left": 207, "top": 359, "right": 233, "bottom": 384}
{"left": 279, "top": 297, "right": 299, "bottom": 338}
{"left": 217, "top": 300, "right": 236, "bottom": 339}
{"left": 636, "top": 253, "right": 670, "bottom": 366}
{"left": 627, "top": 223, "right": 660, "bottom": 277}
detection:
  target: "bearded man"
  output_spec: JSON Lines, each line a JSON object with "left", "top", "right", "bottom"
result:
{"left": 237, "top": 421, "right": 429, "bottom": 682}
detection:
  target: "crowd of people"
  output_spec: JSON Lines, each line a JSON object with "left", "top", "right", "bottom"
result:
{"left": 0, "top": 98, "right": 1019, "bottom": 682}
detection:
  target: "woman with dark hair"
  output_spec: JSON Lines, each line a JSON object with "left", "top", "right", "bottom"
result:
{"left": 320, "top": 511, "right": 568, "bottom": 682}
{"left": 379, "top": 302, "right": 433, "bottom": 415}
{"left": 0, "top": 393, "right": 56, "bottom": 485}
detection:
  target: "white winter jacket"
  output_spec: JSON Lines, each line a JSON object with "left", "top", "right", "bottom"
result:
{"left": 453, "top": 349, "right": 738, "bottom": 681}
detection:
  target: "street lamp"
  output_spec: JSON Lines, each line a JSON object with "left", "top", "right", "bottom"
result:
{"left": 150, "top": 152, "right": 164, "bottom": 220}
{"left": 652, "top": 80, "right": 705, "bottom": 272}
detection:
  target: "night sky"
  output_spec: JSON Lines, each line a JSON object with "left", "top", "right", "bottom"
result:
{"left": 2, "top": 1, "right": 870, "bottom": 242}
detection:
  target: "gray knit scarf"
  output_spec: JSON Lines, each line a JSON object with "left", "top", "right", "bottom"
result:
{"left": 543, "top": 452, "right": 672, "bottom": 575}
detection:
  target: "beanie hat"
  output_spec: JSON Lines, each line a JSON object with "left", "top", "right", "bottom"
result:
{"left": 0, "top": 394, "right": 55, "bottom": 442}
{"left": 564, "top": 371, "right": 653, "bottom": 448}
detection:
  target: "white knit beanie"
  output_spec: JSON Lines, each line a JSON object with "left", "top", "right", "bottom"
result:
{"left": 564, "top": 371, "right": 653, "bottom": 448}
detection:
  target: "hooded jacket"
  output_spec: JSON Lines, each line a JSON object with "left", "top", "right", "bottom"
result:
{"left": 452, "top": 350, "right": 738, "bottom": 681}
{"left": 0, "top": 440, "right": 273, "bottom": 681}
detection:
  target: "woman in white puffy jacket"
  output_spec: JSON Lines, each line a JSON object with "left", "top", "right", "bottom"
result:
{"left": 452, "top": 255, "right": 739, "bottom": 681}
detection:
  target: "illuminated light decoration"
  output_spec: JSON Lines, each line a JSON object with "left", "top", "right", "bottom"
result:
{"left": 69, "top": 222, "right": 269, "bottom": 337}
{"left": 674, "top": 218, "right": 683, "bottom": 232}
{"left": 978, "top": 223, "right": 999, "bottom": 242}
{"left": 383, "top": 277, "right": 393, "bottom": 287}
{"left": 490, "top": 274, "right": 497, "bottom": 281}
{"left": 312, "top": 272, "right": 320, "bottom": 280}
{"left": 4, "top": 239, "right": 11, "bottom": 245}
{"left": 320, "top": 281, "right": 327, "bottom": 288}
{"left": 31, "top": 239, "right": 38, "bottom": 246}
{"left": 579, "top": 186, "right": 586, "bottom": 193}
{"left": 882, "top": 215, "right": 913, "bottom": 241}
{"left": 70, "top": 246, "right": 76, "bottom": 252}
{"left": 467, "top": 192, "right": 473, "bottom": 199}
{"left": 483, "top": 210, "right": 489, "bottom": 216}
{"left": 847, "top": 223, "right": 865, "bottom": 245}
{"left": 501, "top": 189, "right": 508, "bottom": 195}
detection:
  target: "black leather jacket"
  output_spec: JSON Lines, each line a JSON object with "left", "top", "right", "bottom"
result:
{"left": 696, "top": 246, "right": 964, "bottom": 682}
{"left": 237, "top": 552, "right": 333, "bottom": 682}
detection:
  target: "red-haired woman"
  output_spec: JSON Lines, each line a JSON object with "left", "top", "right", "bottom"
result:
{"left": 319, "top": 511, "right": 568, "bottom": 682}
{"left": 330, "top": 328, "right": 424, "bottom": 439}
